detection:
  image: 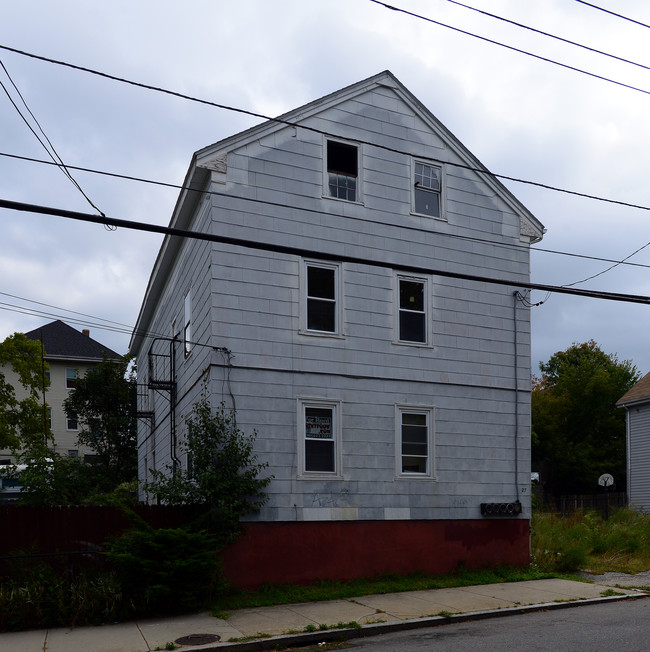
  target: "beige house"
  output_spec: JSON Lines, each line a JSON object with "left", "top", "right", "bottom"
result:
{"left": 0, "top": 320, "right": 119, "bottom": 465}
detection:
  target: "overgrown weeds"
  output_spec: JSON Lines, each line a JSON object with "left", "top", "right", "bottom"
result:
{"left": 531, "top": 507, "right": 650, "bottom": 574}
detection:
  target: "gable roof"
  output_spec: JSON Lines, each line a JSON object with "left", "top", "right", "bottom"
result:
{"left": 617, "top": 372, "right": 650, "bottom": 407}
{"left": 24, "top": 320, "right": 119, "bottom": 361}
{"left": 130, "top": 70, "right": 545, "bottom": 355}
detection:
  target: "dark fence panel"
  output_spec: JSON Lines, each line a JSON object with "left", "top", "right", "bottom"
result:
{"left": 539, "top": 492, "right": 627, "bottom": 517}
{"left": 0, "top": 505, "right": 203, "bottom": 557}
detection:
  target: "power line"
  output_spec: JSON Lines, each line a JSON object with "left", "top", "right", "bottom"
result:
{"left": 0, "top": 290, "right": 133, "bottom": 330}
{"left": 574, "top": 0, "right": 650, "bottom": 30}
{"left": 2, "top": 41, "right": 650, "bottom": 213}
{"left": 2, "top": 45, "right": 650, "bottom": 285}
{"left": 0, "top": 58, "right": 105, "bottom": 217}
{"left": 2, "top": 196, "right": 650, "bottom": 306}
{"left": 368, "top": 0, "right": 650, "bottom": 97}
{"left": 4, "top": 149, "right": 650, "bottom": 275}
{"left": 442, "top": 0, "right": 650, "bottom": 73}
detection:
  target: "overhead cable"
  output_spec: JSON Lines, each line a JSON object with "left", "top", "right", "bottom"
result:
{"left": 368, "top": 0, "right": 650, "bottom": 97}
{"left": 442, "top": 0, "right": 650, "bottom": 73}
{"left": 0, "top": 59, "right": 105, "bottom": 217}
{"left": 4, "top": 149, "right": 650, "bottom": 275}
{"left": 574, "top": 0, "right": 650, "bottom": 30}
{"left": 2, "top": 197, "right": 650, "bottom": 306}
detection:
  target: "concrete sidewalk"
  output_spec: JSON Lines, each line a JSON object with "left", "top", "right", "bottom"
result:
{"left": 0, "top": 578, "right": 647, "bottom": 652}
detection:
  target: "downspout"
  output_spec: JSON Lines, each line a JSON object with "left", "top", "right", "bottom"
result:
{"left": 170, "top": 336, "right": 181, "bottom": 474}
{"left": 513, "top": 292, "right": 521, "bottom": 507}
{"left": 626, "top": 408, "right": 631, "bottom": 503}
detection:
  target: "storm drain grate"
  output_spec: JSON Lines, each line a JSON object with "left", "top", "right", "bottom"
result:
{"left": 175, "top": 633, "right": 221, "bottom": 646}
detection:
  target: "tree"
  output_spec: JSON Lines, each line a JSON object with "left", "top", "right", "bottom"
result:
{"left": 144, "top": 395, "right": 271, "bottom": 545}
{"left": 63, "top": 355, "right": 137, "bottom": 489}
{"left": 0, "top": 333, "right": 48, "bottom": 450}
{"left": 532, "top": 340, "right": 640, "bottom": 497}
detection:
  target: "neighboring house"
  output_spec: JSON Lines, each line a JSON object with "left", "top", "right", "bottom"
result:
{"left": 617, "top": 372, "right": 650, "bottom": 511}
{"left": 0, "top": 320, "right": 119, "bottom": 466}
{"left": 130, "top": 71, "right": 545, "bottom": 587}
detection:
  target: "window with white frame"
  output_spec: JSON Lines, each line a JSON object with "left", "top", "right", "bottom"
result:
{"left": 183, "top": 290, "right": 192, "bottom": 356}
{"left": 303, "top": 261, "right": 341, "bottom": 334}
{"left": 327, "top": 140, "right": 358, "bottom": 202}
{"left": 397, "top": 406, "right": 433, "bottom": 476}
{"left": 396, "top": 275, "right": 429, "bottom": 344}
{"left": 413, "top": 161, "right": 441, "bottom": 218}
{"left": 66, "top": 411, "right": 79, "bottom": 431}
{"left": 65, "top": 368, "right": 78, "bottom": 389}
{"left": 299, "top": 400, "right": 340, "bottom": 475}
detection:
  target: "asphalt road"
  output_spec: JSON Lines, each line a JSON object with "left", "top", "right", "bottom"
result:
{"left": 327, "top": 597, "right": 650, "bottom": 651}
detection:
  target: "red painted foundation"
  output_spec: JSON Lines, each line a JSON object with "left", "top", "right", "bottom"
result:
{"left": 222, "top": 519, "right": 530, "bottom": 588}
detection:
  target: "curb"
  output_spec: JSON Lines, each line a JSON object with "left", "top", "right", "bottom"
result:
{"left": 198, "top": 592, "right": 649, "bottom": 651}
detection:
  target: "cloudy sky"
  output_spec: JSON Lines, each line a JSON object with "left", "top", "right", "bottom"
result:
{"left": 2, "top": 0, "right": 650, "bottom": 375}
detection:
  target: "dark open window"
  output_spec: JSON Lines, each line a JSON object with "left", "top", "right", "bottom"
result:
{"left": 414, "top": 162, "right": 441, "bottom": 218}
{"left": 399, "top": 278, "right": 426, "bottom": 343}
{"left": 327, "top": 140, "right": 357, "bottom": 201}
{"left": 307, "top": 264, "right": 337, "bottom": 332}
{"left": 401, "top": 411, "right": 429, "bottom": 474}
{"left": 304, "top": 406, "right": 335, "bottom": 473}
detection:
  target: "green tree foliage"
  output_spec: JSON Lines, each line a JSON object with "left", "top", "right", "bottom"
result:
{"left": 532, "top": 340, "right": 640, "bottom": 496}
{"left": 0, "top": 333, "right": 48, "bottom": 450}
{"left": 106, "top": 523, "right": 220, "bottom": 613}
{"left": 63, "top": 356, "right": 137, "bottom": 488}
{"left": 144, "top": 396, "right": 271, "bottom": 545}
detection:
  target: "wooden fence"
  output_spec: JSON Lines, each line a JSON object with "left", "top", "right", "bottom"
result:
{"left": 0, "top": 504, "right": 202, "bottom": 557}
{"left": 541, "top": 492, "right": 627, "bottom": 517}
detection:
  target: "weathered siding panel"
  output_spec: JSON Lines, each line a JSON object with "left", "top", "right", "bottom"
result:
{"left": 629, "top": 403, "right": 650, "bottom": 511}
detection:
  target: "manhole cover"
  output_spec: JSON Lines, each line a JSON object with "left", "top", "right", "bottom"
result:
{"left": 175, "top": 633, "right": 221, "bottom": 646}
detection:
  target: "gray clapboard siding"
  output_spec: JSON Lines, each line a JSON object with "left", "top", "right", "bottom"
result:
{"left": 133, "top": 72, "right": 541, "bottom": 522}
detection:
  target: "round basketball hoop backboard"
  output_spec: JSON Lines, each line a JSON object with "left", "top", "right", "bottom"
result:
{"left": 598, "top": 473, "right": 614, "bottom": 487}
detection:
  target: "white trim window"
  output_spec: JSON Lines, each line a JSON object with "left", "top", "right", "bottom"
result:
{"left": 298, "top": 399, "right": 341, "bottom": 476}
{"left": 413, "top": 160, "right": 442, "bottom": 218}
{"left": 302, "top": 260, "right": 342, "bottom": 335}
{"left": 66, "top": 411, "right": 79, "bottom": 432}
{"left": 326, "top": 139, "right": 360, "bottom": 202}
{"left": 183, "top": 290, "right": 192, "bottom": 356}
{"left": 396, "top": 275, "right": 430, "bottom": 345}
{"left": 65, "top": 368, "right": 78, "bottom": 389}
{"left": 396, "top": 406, "right": 434, "bottom": 477}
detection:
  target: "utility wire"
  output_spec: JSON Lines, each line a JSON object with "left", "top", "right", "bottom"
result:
{"left": 368, "top": 0, "right": 650, "bottom": 97}
{"left": 2, "top": 197, "right": 650, "bottom": 306}
{"left": 2, "top": 42, "right": 650, "bottom": 212}
{"left": 574, "top": 0, "right": 650, "bottom": 30}
{"left": 442, "top": 0, "right": 650, "bottom": 72}
{"left": 0, "top": 290, "right": 133, "bottom": 330}
{"left": 563, "top": 239, "right": 650, "bottom": 287}
{"left": 2, "top": 46, "right": 650, "bottom": 285}
{"left": 4, "top": 149, "right": 650, "bottom": 276}
{"left": 0, "top": 59, "right": 105, "bottom": 218}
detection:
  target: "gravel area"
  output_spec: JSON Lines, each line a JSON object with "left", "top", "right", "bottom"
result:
{"left": 579, "top": 570, "right": 650, "bottom": 587}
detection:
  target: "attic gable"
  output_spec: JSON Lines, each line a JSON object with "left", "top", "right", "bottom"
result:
{"left": 195, "top": 70, "right": 544, "bottom": 243}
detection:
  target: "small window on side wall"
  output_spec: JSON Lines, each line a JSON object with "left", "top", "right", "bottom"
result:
{"left": 397, "top": 406, "right": 434, "bottom": 477}
{"left": 66, "top": 412, "right": 78, "bottom": 431}
{"left": 298, "top": 399, "right": 341, "bottom": 476}
{"left": 302, "top": 260, "right": 341, "bottom": 335}
{"left": 183, "top": 290, "right": 192, "bottom": 357}
{"left": 65, "top": 368, "right": 78, "bottom": 389}
{"left": 396, "top": 275, "right": 430, "bottom": 345}
{"left": 413, "top": 161, "right": 441, "bottom": 218}
{"left": 327, "top": 140, "right": 358, "bottom": 202}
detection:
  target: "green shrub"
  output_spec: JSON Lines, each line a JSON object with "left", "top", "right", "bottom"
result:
{"left": 106, "top": 524, "right": 222, "bottom": 614}
{"left": 0, "top": 565, "right": 127, "bottom": 632}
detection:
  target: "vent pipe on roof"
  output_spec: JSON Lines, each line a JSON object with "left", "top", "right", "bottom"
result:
{"left": 82, "top": 329, "right": 90, "bottom": 337}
